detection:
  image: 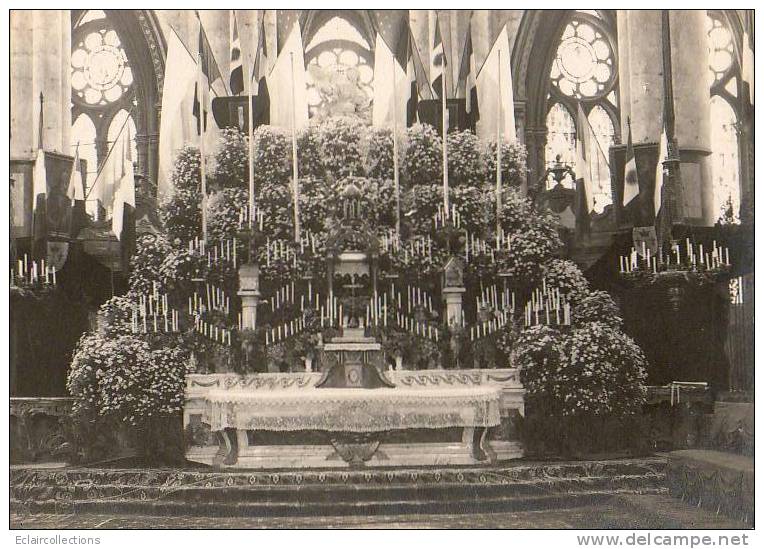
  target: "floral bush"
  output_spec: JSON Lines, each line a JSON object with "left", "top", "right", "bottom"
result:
{"left": 318, "top": 116, "right": 366, "bottom": 180}
{"left": 571, "top": 290, "right": 622, "bottom": 328}
{"left": 403, "top": 123, "right": 442, "bottom": 186}
{"left": 362, "top": 126, "right": 395, "bottom": 180}
{"left": 170, "top": 146, "right": 201, "bottom": 192}
{"left": 447, "top": 130, "right": 485, "bottom": 187}
{"left": 541, "top": 258, "right": 591, "bottom": 300}
{"left": 160, "top": 187, "right": 202, "bottom": 244}
{"left": 484, "top": 140, "right": 528, "bottom": 188}
{"left": 252, "top": 125, "right": 291, "bottom": 188}
{"left": 128, "top": 234, "right": 172, "bottom": 297}
{"left": 211, "top": 127, "right": 249, "bottom": 189}
{"left": 68, "top": 333, "right": 188, "bottom": 427}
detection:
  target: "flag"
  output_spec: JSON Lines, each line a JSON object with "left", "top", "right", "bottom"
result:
{"left": 459, "top": 24, "right": 479, "bottom": 129}
{"left": 575, "top": 103, "right": 610, "bottom": 214}
{"left": 409, "top": 10, "right": 435, "bottom": 101}
{"left": 430, "top": 11, "right": 445, "bottom": 97}
{"left": 654, "top": 123, "right": 668, "bottom": 217}
{"left": 158, "top": 28, "right": 198, "bottom": 200}
{"left": 112, "top": 130, "right": 135, "bottom": 242}
{"left": 372, "top": 13, "right": 408, "bottom": 128}
{"left": 474, "top": 24, "right": 515, "bottom": 141}
{"left": 32, "top": 147, "right": 47, "bottom": 259}
{"left": 229, "top": 10, "right": 244, "bottom": 95}
{"left": 193, "top": 17, "right": 225, "bottom": 135}
{"left": 268, "top": 23, "right": 308, "bottom": 129}
{"left": 622, "top": 119, "right": 640, "bottom": 206}
{"left": 67, "top": 145, "right": 87, "bottom": 238}
{"left": 741, "top": 26, "right": 754, "bottom": 105}
{"left": 249, "top": 11, "right": 271, "bottom": 125}
{"left": 405, "top": 36, "right": 420, "bottom": 125}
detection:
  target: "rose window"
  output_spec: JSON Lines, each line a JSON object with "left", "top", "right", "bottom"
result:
{"left": 551, "top": 19, "right": 615, "bottom": 99}
{"left": 72, "top": 27, "right": 133, "bottom": 106}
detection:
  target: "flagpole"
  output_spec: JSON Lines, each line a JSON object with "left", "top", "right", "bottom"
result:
{"left": 442, "top": 59, "right": 449, "bottom": 220}
{"left": 496, "top": 49, "right": 503, "bottom": 235}
{"left": 392, "top": 59, "right": 401, "bottom": 236}
{"left": 247, "top": 16, "right": 256, "bottom": 227}
{"left": 198, "top": 52, "right": 208, "bottom": 243}
{"left": 290, "top": 52, "right": 301, "bottom": 243}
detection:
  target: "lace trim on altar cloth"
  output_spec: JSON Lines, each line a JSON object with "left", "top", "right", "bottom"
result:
{"left": 202, "top": 387, "right": 502, "bottom": 432}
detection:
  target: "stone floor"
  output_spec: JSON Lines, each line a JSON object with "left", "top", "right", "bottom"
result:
{"left": 10, "top": 495, "right": 749, "bottom": 529}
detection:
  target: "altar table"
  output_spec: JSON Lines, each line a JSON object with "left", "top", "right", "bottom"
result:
{"left": 203, "top": 386, "right": 502, "bottom": 433}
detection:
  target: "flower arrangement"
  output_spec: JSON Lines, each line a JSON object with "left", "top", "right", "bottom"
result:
{"left": 447, "top": 130, "right": 485, "bottom": 187}
{"left": 160, "top": 187, "right": 202, "bottom": 244}
{"left": 128, "top": 234, "right": 172, "bottom": 297}
{"left": 211, "top": 127, "right": 249, "bottom": 189}
{"left": 484, "top": 140, "right": 528, "bottom": 188}
{"left": 252, "top": 125, "right": 291, "bottom": 188}
{"left": 361, "top": 126, "right": 395, "bottom": 180}
{"left": 297, "top": 124, "right": 325, "bottom": 179}
{"left": 170, "top": 146, "right": 201, "bottom": 192}
{"left": 402, "top": 123, "right": 442, "bottom": 186}
{"left": 541, "top": 258, "right": 590, "bottom": 301}
{"left": 318, "top": 116, "right": 366, "bottom": 179}
{"left": 571, "top": 290, "right": 622, "bottom": 328}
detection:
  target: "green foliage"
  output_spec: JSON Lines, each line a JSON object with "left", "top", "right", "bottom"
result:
{"left": 362, "top": 126, "right": 395, "bottom": 179}
{"left": 211, "top": 127, "right": 249, "bottom": 189}
{"left": 447, "top": 130, "right": 485, "bottom": 187}
{"left": 403, "top": 123, "right": 442, "bottom": 186}
{"left": 541, "top": 258, "right": 590, "bottom": 300}
{"left": 128, "top": 234, "right": 172, "bottom": 296}
{"left": 160, "top": 187, "right": 202, "bottom": 244}
{"left": 252, "top": 125, "right": 291, "bottom": 188}
{"left": 571, "top": 290, "right": 622, "bottom": 328}
{"left": 485, "top": 140, "right": 528, "bottom": 188}
{"left": 517, "top": 322, "right": 647, "bottom": 418}
{"left": 318, "top": 116, "right": 366, "bottom": 179}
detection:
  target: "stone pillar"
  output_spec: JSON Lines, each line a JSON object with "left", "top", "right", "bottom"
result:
{"left": 618, "top": 10, "right": 715, "bottom": 226}
{"left": 442, "top": 287, "right": 466, "bottom": 327}
{"left": 238, "top": 263, "right": 261, "bottom": 329}
{"left": 10, "top": 10, "right": 72, "bottom": 157}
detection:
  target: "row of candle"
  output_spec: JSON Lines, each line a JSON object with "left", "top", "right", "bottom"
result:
{"left": 730, "top": 276, "right": 744, "bottom": 305}
{"left": 132, "top": 303, "right": 180, "bottom": 334}
{"left": 395, "top": 313, "right": 440, "bottom": 342}
{"left": 12, "top": 256, "right": 57, "bottom": 286}
{"left": 139, "top": 291, "right": 170, "bottom": 317}
{"left": 470, "top": 310, "right": 511, "bottom": 341}
{"left": 194, "top": 316, "right": 233, "bottom": 346}
{"left": 238, "top": 204, "right": 265, "bottom": 231}
{"left": 188, "top": 284, "right": 230, "bottom": 316}
{"left": 477, "top": 283, "right": 516, "bottom": 312}
{"left": 266, "top": 315, "right": 306, "bottom": 345}
{"left": 434, "top": 204, "right": 463, "bottom": 229}
{"left": 523, "top": 300, "right": 571, "bottom": 327}
{"left": 265, "top": 238, "right": 297, "bottom": 267}
{"left": 619, "top": 239, "right": 731, "bottom": 273}
{"left": 190, "top": 238, "right": 238, "bottom": 270}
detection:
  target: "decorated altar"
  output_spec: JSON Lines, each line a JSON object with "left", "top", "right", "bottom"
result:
{"left": 65, "top": 116, "right": 653, "bottom": 466}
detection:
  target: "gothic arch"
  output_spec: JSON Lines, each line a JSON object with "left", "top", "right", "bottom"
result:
{"left": 71, "top": 9, "right": 166, "bottom": 191}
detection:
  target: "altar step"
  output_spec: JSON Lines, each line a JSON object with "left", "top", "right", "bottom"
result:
{"left": 11, "top": 458, "right": 667, "bottom": 518}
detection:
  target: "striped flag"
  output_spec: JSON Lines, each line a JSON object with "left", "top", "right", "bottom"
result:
{"left": 229, "top": 10, "right": 244, "bottom": 95}
{"left": 67, "top": 144, "right": 87, "bottom": 239}
{"left": 622, "top": 119, "right": 639, "bottom": 206}
{"left": 430, "top": 11, "right": 445, "bottom": 98}
{"left": 193, "top": 15, "right": 224, "bottom": 135}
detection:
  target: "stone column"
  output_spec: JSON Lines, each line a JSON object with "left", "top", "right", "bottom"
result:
{"left": 618, "top": 10, "right": 715, "bottom": 226}
{"left": 11, "top": 10, "right": 72, "bottom": 157}
{"left": 238, "top": 263, "right": 261, "bottom": 329}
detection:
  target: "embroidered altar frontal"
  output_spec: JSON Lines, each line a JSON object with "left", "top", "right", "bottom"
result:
{"left": 203, "top": 387, "right": 502, "bottom": 432}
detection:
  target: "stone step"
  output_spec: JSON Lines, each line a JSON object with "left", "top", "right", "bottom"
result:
{"left": 12, "top": 473, "right": 665, "bottom": 505}
{"left": 12, "top": 488, "right": 668, "bottom": 518}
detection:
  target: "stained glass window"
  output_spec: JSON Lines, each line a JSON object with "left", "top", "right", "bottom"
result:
{"left": 72, "top": 27, "right": 133, "bottom": 106}
{"left": 550, "top": 19, "right": 615, "bottom": 99}
{"left": 71, "top": 10, "right": 137, "bottom": 213}
{"left": 706, "top": 12, "right": 741, "bottom": 223}
{"left": 304, "top": 16, "right": 374, "bottom": 121}
{"left": 544, "top": 12, "right": 619, "bottom": 213}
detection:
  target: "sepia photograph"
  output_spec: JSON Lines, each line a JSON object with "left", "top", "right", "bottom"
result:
{"left": 6, "top": 2, "right": 757, "bottom": 537}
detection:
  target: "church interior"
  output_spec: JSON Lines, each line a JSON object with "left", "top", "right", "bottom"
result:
{"left": 8, "top": 9, "right": 755, "bottom": 529}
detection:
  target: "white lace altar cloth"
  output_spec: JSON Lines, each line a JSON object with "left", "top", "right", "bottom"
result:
{"left": 202, "top": 387, "right": 502, "bottom": 433}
